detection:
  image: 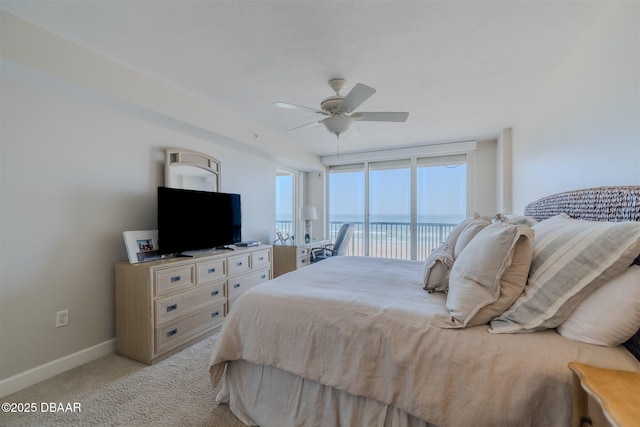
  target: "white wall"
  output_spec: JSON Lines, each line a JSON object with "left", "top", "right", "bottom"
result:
{"left": 1, "top": 76, "right": 277, "bottom": 379}
{"left": 496, "top": 129, "right": 513, "bottom": 213}
{"left": 304, "top": 170, "right": 326, "bottom": 239}
{"left": 474, "top": 140, "right": 498, "bottom": 216}
{"left": 0, "top": 11, "right": 319, "bottom": 393}
{"left": 512, "top": 1, "right": 640, "bottom": 212}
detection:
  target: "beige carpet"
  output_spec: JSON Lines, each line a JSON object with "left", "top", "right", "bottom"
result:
{"left": 0, "top": 333, "right": 246, "bottom": 426}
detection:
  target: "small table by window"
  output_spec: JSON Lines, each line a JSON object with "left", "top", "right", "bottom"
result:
{"left": 273, "top": 239, "right": 331, "bottom": 277}
{"left": 568, "top": 361, "right": 640, "bottom": 427}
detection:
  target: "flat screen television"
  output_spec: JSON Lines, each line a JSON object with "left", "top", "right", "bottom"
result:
{"left": 157, "top": 186, "right": 241, "bottom": 255}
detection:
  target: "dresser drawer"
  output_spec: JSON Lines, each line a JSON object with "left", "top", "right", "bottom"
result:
{"left": 251, "top": 249, "right": 271, "bottom": 268}
{"left": 155, "top": 282, "right": 225, "bottom": 325}
{"left": 196, "top": 259, "right": 226, "bottom": 284}
{"left": 228, "top": 254, "right": 250, "bottom": 276}
{"left": 155, "top": 301, "right": 225, "bottom": 354}
{"left": 154, "top": 265, "right": 195, "bottom": 296}
{"left": 227, "top": 268, "right": 271, "bottom": 298}
{"left": 297, "top": 255, "right": 310, "bottom": 268}
{"left": 224, "top": 269, "right": 269, "bottom": 313}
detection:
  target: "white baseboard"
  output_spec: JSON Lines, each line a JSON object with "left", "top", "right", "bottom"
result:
{"left": 0, "top": 338, "right": 116, "bottom": 398}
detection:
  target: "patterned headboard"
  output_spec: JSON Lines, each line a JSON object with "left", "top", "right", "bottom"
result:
{"left": 523, "top": 186, "right": 640, "bottom": 222}
{"left": 524, "top": 186, "right": 640, "bottom": 361}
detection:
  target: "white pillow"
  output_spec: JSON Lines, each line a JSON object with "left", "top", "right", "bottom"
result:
{"left": 491, "top": 214, "right": 640, "bottom": 333}
{"left": 557, "top": 266, "right": 640, "bottom": 346}
{"left": 432, "top": 222, "right": 534, "bottom": 328}
{"left": 493, "top": 213, "right": 538, "bottom": 227}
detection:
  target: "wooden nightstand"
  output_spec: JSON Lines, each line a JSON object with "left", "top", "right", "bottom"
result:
{"left": 568, "top": 361, "right": 640, "bottom": 427}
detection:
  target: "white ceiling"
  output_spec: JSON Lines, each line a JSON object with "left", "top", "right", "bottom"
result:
{"left": 1, "top": 1, "right": 607, "bottom": 157}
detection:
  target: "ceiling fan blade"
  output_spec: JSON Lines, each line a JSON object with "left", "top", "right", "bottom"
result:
{"left": 273, "top": 101, "right": 327, "bottom": 115}
{"left": 287, "top": 119, "right": 325, "bottom": 132}
{"left": 338, "top": 83, "right": 376, "bottom": 113}
{"left": 352, "top": 112, "right": 409, "bottom": 122}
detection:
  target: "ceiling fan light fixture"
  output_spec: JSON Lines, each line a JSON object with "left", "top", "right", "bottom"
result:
{"left": 323, "top": 116, "right": 353, "bottom": 136}
{"left": 273, "top": 78, "right": 409, "bottom": 139}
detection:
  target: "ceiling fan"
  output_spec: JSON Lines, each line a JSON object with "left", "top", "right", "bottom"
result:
{"left": 273, "top": 78, "right": 409, "bottom": 138}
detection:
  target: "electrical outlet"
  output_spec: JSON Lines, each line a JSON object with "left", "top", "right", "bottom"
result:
{"left": 56, "top": 310, "right": 69, "bottom": 328}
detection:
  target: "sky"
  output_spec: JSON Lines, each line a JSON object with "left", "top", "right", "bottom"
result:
{"left": 277, "top": 163, "right": 466, "bottom": 224}
{"left": 330, "top": 164, "right": 466, "bottom": 222}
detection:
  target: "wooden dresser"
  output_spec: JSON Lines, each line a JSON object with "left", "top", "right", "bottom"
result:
{"left": 115, "top": 245, "right": 272, "bottom": 364}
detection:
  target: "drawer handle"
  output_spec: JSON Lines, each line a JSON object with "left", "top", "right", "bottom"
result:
{"left": 235, "top": 261, "right": 243, "bottom": 267}
{"left": 211, "top": 310, "right": 220, "bottom": 318}
{"left": 170, "top": 275, "right": 181, "bottom": 283}
{"left": 260, "top": 274, "right": 266, "bottom": 280}
{"left": 233, "top": 283, "right": 240, "bottom": 289}
{"left": 580, "top": 416, "right": 593, "bottom": 426}
{"left": 258, "top": 256, "right": 264, "bottom": 261}
{"left": 211, "top": 290, "right": 219, "bottom": 297}
{"left": 166, "top": 304, "right": 177, "bottom": 312}
{"left": 208, "top": 267, "right": 216, "bottom": 274}
{"left": 167, "top": 328, "right": 177, "bottom": 338}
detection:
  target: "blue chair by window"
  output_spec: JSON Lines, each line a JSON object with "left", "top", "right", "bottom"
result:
{"left": 311, "top": 224, "right": 355, "bottom": 263}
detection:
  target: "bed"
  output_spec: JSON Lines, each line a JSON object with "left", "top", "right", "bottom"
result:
{"left": 209, "top": 186, "right": 640, "bottom": 427}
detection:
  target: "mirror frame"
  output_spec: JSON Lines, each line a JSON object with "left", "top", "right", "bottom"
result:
{"left": 164, "top": 148, "right": 221, "bottom": 192}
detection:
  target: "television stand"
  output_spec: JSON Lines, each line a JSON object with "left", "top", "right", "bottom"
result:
{"left": 115, "top": 245, "right": 273, "bottom": 364}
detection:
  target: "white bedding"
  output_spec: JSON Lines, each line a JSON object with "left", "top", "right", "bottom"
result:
{"left": 209, "top": 256, "right": 640, "bottom": 426}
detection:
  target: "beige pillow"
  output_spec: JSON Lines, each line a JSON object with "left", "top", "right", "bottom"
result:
{"left": 423, "top": 216, "right": 478, "bottom": 292}
{"left": 471, "top": 232, "right": 534, "bottom": 326}
{"left": 453, "top": 218, "right": 491, "bottom": 258}
{"left": 423, "top": 216, "right": 492, "bottom": 293}
{"left": 445, "top": 217, "right": 477, "bottom": 248}
{"left": 432, "top": 222, "right": 534, "bottom": 328}
{"left": 422, "top": 245, "right": 454, "bottom": 292}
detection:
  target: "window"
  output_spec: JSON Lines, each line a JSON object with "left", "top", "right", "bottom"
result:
{"left": 275, "top": 170, "right": 296, "bottom": 239}
{"left": 327, "top": 154, "right": 467, "bottom": 260}
{"left": 327, "top": 164, "right": 364, "bottom": 255}
{"left": 416, "top": 156, "right": 467, "bottom": 259}
{"left": 369, "top": 160, "right": 411, "bottom": 259}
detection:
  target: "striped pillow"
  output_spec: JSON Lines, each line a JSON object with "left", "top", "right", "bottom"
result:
{"left": 490, "top": 214, "right": 640, "bottom": 333}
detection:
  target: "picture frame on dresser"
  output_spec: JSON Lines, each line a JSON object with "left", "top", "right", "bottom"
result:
{"left": 123, "top": 230, "right": 161, "bottom": 264}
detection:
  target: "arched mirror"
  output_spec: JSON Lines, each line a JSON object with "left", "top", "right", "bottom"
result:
{"left": 165, "top": 148, "right": 221, "bottom": 192}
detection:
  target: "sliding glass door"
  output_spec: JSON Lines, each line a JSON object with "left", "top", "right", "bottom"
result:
{"left": 416, "top": 156, "right": 467, "bottom": 259}
{"left": 327, "top": 154, "right": 466, "bottom": 260}
{"left": 369, "top": 160, "right": 411, "bottom": 259}
{"left": 327, "top": 164, "right": 365, "bottom": 255}
{"left": 275, "top": 170, "right": 296, "bottom": 239}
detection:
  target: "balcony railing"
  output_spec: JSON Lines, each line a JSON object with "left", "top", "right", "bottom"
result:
{"left": 276, "top": 220, "right": 294, "bottom": 237}
{"left": 276, "top": 220, "right": 456, "bottom": 260}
